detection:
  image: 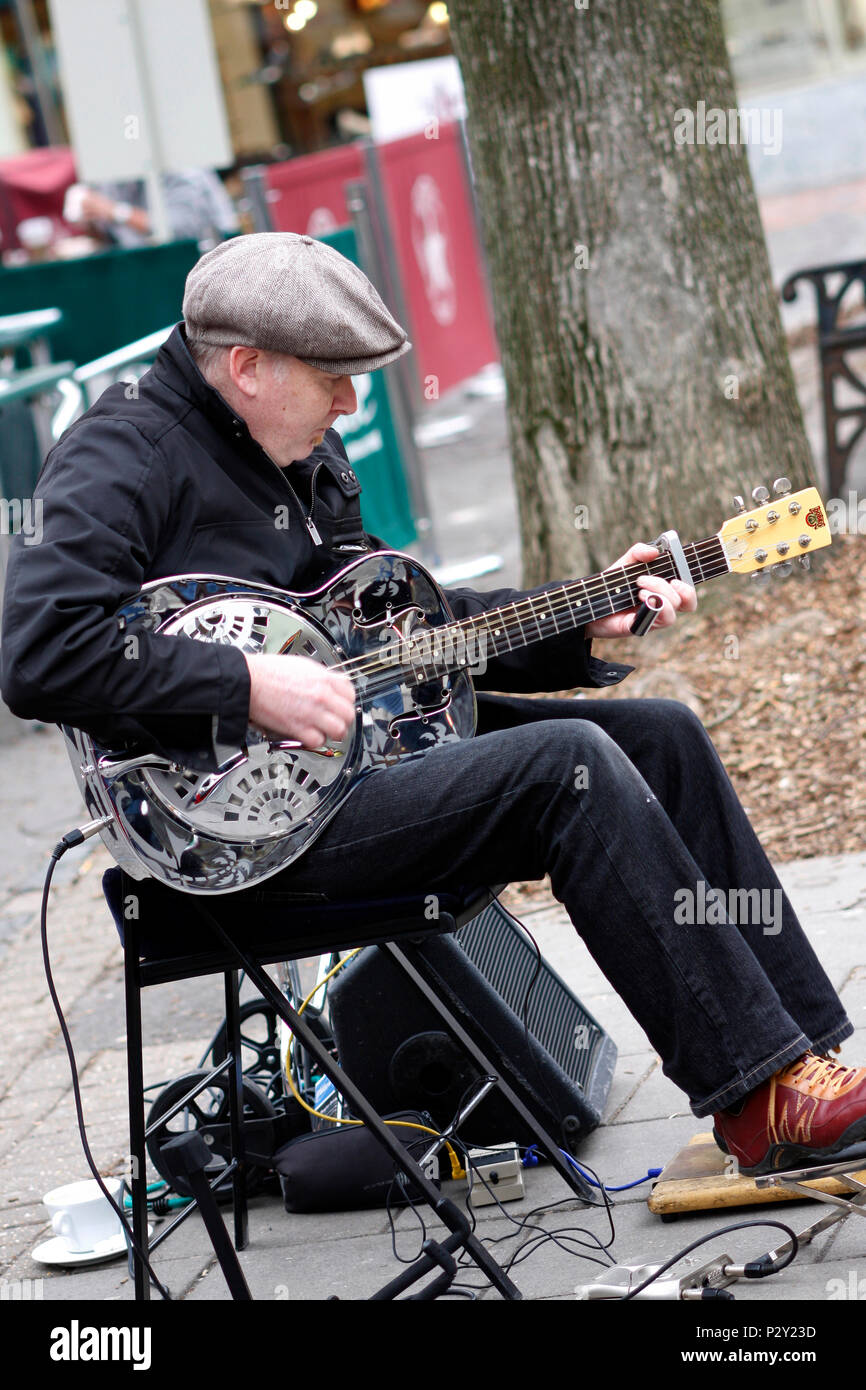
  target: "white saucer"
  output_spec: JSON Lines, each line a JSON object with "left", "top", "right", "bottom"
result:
{"left": 32, "top": 1226, "right": 152, "bottom": 1268}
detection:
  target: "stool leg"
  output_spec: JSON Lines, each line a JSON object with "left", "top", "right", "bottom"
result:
{"left": 124, "top": 928, "right": 149, "bottom": 1301}
{"left": 192, "top": 913, "right": 522, "bottom": 1300}
{"left": 386, "top": 941, "right": 595, "bottom": 1204}
{"left": 224, "top": 969, "right": 248, "bottom": 1250}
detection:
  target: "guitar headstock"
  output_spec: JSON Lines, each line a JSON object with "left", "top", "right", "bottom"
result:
{"left": 718, "top": 481, "right": 831, "bottom": 576}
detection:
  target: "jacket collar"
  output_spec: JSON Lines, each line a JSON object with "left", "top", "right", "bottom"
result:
{"left": 151, "top": 322, "right": 245, "bottom": 437}
{"left": 150, "top": 322, "right": 356, "bottom": 492}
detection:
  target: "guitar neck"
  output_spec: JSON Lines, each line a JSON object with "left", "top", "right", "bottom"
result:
{"left": 449, "top": 534, "right": 729, "bottom": 667}
{"left": 340, "top": 484, "right": 832, "bottom": 691}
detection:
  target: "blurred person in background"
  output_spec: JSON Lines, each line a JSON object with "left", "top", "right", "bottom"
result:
{"left": 66, "top": 166, "right": 240, "bottom": 251}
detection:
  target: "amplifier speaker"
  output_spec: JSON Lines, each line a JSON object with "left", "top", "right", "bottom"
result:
{"left": 327, "top": 898, "right": 617, "bottom": 1154}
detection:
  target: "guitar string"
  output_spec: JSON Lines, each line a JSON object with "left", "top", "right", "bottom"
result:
{"left": 333, "top": 541, "right": 722, "bottom": 662}
{"left": 329, "top": 545, "right": 734, "bottom": 689}
{"left": 331, "top": 548, "right": 732, "bottom": 687}
{"left": 331, "top": 543, "right": 722, "bottom": 649}
{"left": 338, "top": 569, "right": 735, "bottom": 700}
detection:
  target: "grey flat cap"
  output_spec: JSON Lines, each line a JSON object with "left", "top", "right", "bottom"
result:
{"left": 183, "top": 232, "right": 411, "bottom": 374}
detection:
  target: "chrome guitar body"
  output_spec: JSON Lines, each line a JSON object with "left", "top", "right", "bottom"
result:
{"left": 63, "top": 552, "right": 478, "bottom": 894}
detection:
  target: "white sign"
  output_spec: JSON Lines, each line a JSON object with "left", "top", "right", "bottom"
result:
{"left": 47, "top": 0, "right": 232, "bottom": 182}
{"left": 363, "top": 56, "right": 466, "bottom": 144}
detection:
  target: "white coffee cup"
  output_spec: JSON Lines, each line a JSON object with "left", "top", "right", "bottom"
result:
{"left": 15, "top": 216, "right": 54, "bottom": 250}
{"left": 62, "top": 182, "right": 87, "bottom": 225}
{"left": 43, "top": 1178, "right": 124, "bottom": 1253}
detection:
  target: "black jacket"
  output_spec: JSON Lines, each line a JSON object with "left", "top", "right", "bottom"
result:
{"left": 0, "top": 324, "right": 632, "bottom": 769}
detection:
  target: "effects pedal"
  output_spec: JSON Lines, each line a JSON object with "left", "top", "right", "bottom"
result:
{"left": 463, "top": 1143, "right": 524, "bottom": 1206}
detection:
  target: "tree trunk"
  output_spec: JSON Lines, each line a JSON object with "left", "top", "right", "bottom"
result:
{"left": 448, "top": 0, "right": 814, "bottom": 583}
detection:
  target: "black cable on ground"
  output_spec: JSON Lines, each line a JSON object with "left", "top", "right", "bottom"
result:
{"left": 41, "top": 829, "right": 172, "bottom": 1300}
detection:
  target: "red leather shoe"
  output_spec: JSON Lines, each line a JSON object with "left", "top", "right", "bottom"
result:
{"left": 713, "top": 1052, "right": 866, "bottom": 1176}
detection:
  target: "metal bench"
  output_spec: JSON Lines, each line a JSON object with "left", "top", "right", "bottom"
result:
{"left": 782, "top": 259, "right": 866, "bottom": 496}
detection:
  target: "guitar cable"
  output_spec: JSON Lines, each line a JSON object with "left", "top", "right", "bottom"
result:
{"left": 383, "top": 1125, "right": 619, "bottom": 1290}
{"left": 40, "top": 820, "right": 172, "bottom": 1300}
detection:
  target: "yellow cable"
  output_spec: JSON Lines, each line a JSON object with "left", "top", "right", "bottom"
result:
{"left": 283, "top": 951, "right": 465, "bottom": 1179}
{"left": 297, "top": 950, "right": 359, "bottom": 1016}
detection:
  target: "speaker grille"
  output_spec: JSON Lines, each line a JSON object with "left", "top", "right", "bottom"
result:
{"left": 328, "top": 897, "right": 617, "bottom": 1149}
{"left": 454, "top": 900, "right": 612, "bottom": 1102}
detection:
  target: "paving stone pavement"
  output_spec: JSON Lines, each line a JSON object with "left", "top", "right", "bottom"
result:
{"left": 0, "top": 830, "right": 864, "bottom": 1304}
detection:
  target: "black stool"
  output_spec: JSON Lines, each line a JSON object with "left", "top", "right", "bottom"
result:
{"left": 105, "top": 867, "right": 597, "bottom": 1301}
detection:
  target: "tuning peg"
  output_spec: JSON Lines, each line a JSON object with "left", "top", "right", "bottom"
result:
{"left": 732, "top": 495, "right": 747, "bottom": 514}
{"left": 750, "top": 570, "right": 771, "bottom": 587}
{"left": 751, "top": 485, "right": 770, "bottom": 505}
{"left": 798, "top": 554, "right": 811, "bottom": 570}
{"left": 772, "top": 477, "right": 792, "bottom": 497}
{"left": 773, "top": 560, "right": 793, "bottom": 578}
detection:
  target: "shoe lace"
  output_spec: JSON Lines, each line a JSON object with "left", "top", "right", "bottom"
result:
{"left": 784, "top": 1052, "right": 861, "bottom": 1097}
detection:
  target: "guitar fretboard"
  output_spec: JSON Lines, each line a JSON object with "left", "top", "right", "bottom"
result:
{"left": 342, "top": 535, "right": 728, "bottom": 690}
{"left": 459, "top": 537, "right": 728, "bottom": 665}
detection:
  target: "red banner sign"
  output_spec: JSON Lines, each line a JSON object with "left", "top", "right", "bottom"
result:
{"left": 375, "top": 122, "right": 499, "bottom": 398}
{"left": 263, "top": 144, "right": 364, "bottom": 237}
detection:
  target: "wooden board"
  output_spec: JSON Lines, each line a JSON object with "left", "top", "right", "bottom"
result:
{"left": 648, "top": 1131, "right": 866, "bottom": 1215}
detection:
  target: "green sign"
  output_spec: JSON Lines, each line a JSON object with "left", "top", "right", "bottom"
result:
{"left": 319, "top": 226, "right": 416, "bottom": 551}
{"left": 0, "top": 239, "right": 201, "bottom": 368}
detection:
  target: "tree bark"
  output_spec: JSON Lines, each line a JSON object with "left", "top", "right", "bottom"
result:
{"left": 448, "top": 0, "right": 814, "bottom": 583}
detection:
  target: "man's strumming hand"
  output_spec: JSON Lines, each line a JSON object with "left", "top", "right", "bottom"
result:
{"left": 584, "top": 542, "right": 697, "bottom": 640}
{"left": 244, "top": 653, "right": 356, "bottom": 749}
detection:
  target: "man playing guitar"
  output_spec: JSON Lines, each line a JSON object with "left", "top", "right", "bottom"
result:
{"left": 3, "top": 232, "right": 864, "bottom": 1179}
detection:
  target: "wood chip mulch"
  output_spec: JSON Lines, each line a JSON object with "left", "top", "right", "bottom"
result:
{"left": 498, "top": 531, "right": 865, "bottom": 916}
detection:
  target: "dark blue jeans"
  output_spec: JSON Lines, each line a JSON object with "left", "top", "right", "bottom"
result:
{"left": 271, "top": 693, "right": 852, "bottom": 1117}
